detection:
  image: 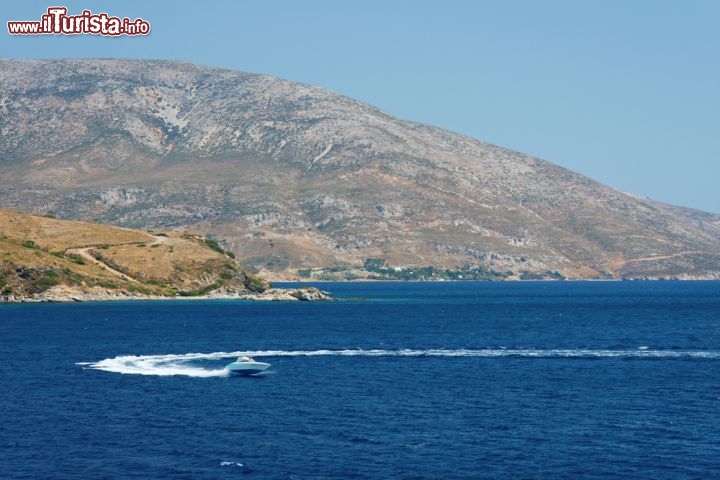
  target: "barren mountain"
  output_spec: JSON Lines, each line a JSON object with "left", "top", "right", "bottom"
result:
{"left": 1, "top": 58, "right": 719, "bottom": 280}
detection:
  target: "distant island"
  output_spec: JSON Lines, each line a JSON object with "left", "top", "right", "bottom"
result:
{"left": 0, "top": 210, "right": 330, "bottom": 303}
{"left": 1, "top": 59, "right": 719, "bottom": 281}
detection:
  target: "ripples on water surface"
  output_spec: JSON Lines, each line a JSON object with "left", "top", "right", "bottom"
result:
{"left": 1, "top": 281, "right": 719, "bottom": 479}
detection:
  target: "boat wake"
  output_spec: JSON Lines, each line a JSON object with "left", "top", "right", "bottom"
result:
{"left": 231, "top": 348, "right": 720, "bottom": 359}
{"left": 77, "top": 352, "right": 232, "bottom": 378}
{"left": 78, "top": 347, "right": 720, "bottom": 377}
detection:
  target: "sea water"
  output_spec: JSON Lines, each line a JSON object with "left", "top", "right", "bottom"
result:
{"left": 1, "top": 281, "right": 719, "bottom": 479}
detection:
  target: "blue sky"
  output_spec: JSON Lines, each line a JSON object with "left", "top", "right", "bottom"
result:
{"left": 3, "top": 1, "right": 719, "bottom": 213}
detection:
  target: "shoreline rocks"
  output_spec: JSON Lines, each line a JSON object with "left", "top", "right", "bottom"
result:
{"left": 0, "top": 285, "right": 332, "bottom": 303}
{"left": 207, "top": 286, "right": 333, "bottom": 301}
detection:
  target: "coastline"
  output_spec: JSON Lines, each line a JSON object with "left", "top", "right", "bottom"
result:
{"left": 0, "top": 285, "right": 333, "bottom": 303}
{"left": 4, "top": 278, "right": 718, "bottom": 304}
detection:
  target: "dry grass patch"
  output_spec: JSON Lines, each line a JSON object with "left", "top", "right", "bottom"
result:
{"left": 100, "top": 234, "right": 225, "bottom": 281}
{"left": 0, "top": 210, "right": 152, "bottom": 251}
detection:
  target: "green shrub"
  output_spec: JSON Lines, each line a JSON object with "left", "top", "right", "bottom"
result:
{"left": 204, "top": 238, "right": 224, "bottom": 254}
{"left": 363, "top": 258, "right": 387, "bottom": 271}
{"left": 245, "top": 274, "right": 266, "bottom": 292}
{"left": 177, "top": 283, "right": 220, "bottom": 297}
{"left": 36, "top": 270, "right": 61, "bottom": 290}
{"left": 67, "top": 254, "right": 86, "bottom": 265}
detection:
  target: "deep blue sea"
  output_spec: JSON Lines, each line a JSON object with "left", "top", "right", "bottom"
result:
{"left": 1, "top": 281, "right": 719, "bottom": 479}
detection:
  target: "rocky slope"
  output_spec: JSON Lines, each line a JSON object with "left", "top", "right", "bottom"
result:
{"left": 1, "top": 59, "right": 719, "bottom": 279}
{"left": 0, "top": 209, "right": 330, "bottom": 302}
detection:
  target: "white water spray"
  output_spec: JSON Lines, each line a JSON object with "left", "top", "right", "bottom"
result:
{"left": 78, "top": 347, "right": 720, "bottom": 377}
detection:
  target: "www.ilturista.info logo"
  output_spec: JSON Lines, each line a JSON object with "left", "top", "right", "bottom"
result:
{"left": 8, "top": 7, "right": 150, "bottom": 36}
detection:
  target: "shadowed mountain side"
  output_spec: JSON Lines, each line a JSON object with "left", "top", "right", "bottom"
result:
{"left": 1, "top": 59, "right": 719, "bottom": 280}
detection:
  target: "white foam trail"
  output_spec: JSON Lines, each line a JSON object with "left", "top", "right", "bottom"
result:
{"left": 78, "top": 348, "right": 720, "bottom": 377}
{"left": 233, "top": 348, "right": 720, "bottom": 359}
{"left": 81, "top": 353, "right": 231, "bottom": 377}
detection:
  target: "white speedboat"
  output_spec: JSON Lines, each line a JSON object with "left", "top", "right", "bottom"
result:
{"left": 224, "top": 356, "right": 271, "bottom": 376}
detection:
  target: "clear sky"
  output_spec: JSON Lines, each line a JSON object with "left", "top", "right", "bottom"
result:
{"left": 3, "top": 1, "right": 719, "bottom": 213}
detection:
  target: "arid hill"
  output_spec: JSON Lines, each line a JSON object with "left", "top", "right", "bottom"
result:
{"left": 0, "top": 209, "right": 268, "bottom": 301}
{"left": 1, "top": 59, "right": 719, "bottom": 280}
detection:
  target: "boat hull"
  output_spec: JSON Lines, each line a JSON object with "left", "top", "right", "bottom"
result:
{"left": 224, "top": 361, "right": 271, "bottom": 376}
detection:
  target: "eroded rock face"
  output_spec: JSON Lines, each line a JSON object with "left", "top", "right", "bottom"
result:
{"left": 285, "top": 287, "right": 333, "bottom": 301}
{"left": 2, "top": 59, "right": 720, "bottom": 280}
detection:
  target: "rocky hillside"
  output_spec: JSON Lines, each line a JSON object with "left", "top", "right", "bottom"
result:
{"left": 1, "top": 59, "right": 719, "bottom": 280}
{"left": 0, "top": 209, "right": 271, "bottom": 301}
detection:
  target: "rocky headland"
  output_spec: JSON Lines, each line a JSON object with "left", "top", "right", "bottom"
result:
{"left": 0, "top": 209, "right": 332, "bottom": 303}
